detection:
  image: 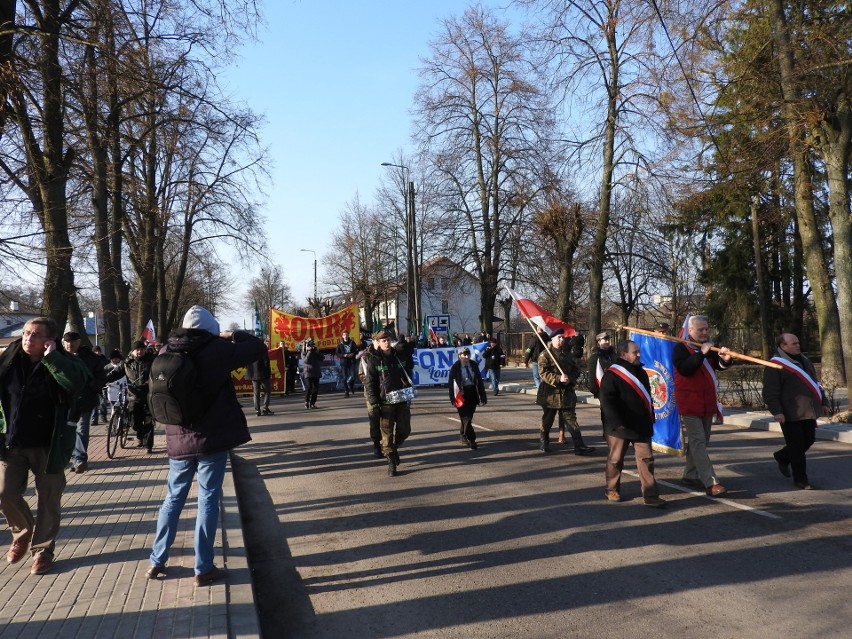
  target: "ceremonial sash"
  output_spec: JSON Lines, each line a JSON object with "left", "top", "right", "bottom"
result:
{"left": 608, "top": 364, "right": 654, "bottom": 419}
{"left": 683, "top": 343, "right": 724, "bottom": 420}
{"left": 770, "top": 356, "right": 823, "bottom": 404}
{"left": 595, "top": 359, "right": 604, "bottom": 385}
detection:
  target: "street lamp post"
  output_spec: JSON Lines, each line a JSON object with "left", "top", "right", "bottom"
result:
{"left": 381, "top": 162, "right": 419, "bottom": 338}
{"left": 300, "top": 248, "right": 317, "bottom": 308}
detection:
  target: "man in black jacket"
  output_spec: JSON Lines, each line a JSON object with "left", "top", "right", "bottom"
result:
{"left": 335, "top": 330, "right": 358, "bottom": 397}
{"left": 599, "top": 340, "right": 665, "bottom": 507}
{"left": 63, "top": 331, "right": 107, "bottom": 473}
{"left": 106, "top": 340, "right": 155, "bottom": 452}
{"left": 762, "top": 333, "right": 828, "bottom": 489}
{"left": 246, "top": 350, "right": 273, "bottom": 416}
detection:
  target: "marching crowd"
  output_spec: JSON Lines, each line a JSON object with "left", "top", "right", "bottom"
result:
{"left": 0, "top": 308, "right": 829, "bottom": 579}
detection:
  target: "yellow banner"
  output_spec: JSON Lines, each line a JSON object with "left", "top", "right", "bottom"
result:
{"left": 270, "top": 304, "right": 361, "bottom": 350}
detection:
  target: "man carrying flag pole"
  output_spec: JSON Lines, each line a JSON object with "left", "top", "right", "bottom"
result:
{"left": 505, "top": 287, "right": 593, "bottom": 456}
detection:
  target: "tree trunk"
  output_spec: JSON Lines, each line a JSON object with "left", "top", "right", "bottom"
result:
{"left": 818, "top": 104, "right": 852, "bottom": 392}
{"left": 589, "top": 15, "right": 619, "bottom": 348}
{"left": 769, "top": 0, "right": 844, "bottom": 384}
{"left": 750, "top": 196, "right": 771, "bottom": 358}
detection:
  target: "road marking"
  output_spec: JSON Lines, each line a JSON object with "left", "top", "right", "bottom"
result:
{"left": 621, "top": 471, "right": 783, "bottom": 520}
{"left": 444, "top": 416, "right": 494, "bottom": 432}
{"left": 443, "top": 415, "right": 782, "bottom": 520}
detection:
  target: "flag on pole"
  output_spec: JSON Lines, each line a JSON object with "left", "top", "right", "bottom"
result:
{"left": 452, "top": 379, "right": 464, "bottom": 408}
{"left": 254, "top": 302, "right": 263, "bottom": 337}
{"left": 142, "top": 319, "right": 156, "bottom": 344}
{"left": 429, "top": 324, "right": 439, "bottom": 345}
{"left": 505, "top": 286, "right": 575, "bottom": 337}
{"left": 679, "top": 314, "right": 690, "bottom": 340}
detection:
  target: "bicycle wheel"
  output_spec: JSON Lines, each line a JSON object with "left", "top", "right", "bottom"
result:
{"left": 119, "top": 413, "right": 131, "bottom": 449}
{"left": 106, "top": 411, "right": 120, "bottom": 459}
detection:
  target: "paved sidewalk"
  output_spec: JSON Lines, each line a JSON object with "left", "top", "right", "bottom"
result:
{"left": 0, "top": 423, "right": 259, "bottom": 639}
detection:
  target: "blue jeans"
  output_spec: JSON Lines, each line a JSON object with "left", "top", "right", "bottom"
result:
{"left": 532, "top": 362, "right": 541, "bottom": 388}
{"left": 488, "top": 367, "right": 501, "bottom": 393}
{"left": 72, "top": 407, "right": 94, "bottom": 464}
{"left": 341, "top": 364, "right": 355, "bottom": 393}
{"left": 150, "top": 450, "right": 228, "bottom": 575}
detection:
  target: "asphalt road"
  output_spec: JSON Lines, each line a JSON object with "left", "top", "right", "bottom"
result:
{"left": 232, "top": 379, "right": 852, "bottom": 639}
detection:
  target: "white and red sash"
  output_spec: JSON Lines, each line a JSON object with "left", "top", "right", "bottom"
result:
{"left": 608, "top": 364, "right": 654, "bottom": 419}
{"left": 770, "top": 355, "right": 823, "bottom": 404}
{"left": 682, "top": 342, "right": 724, "bottom": 420}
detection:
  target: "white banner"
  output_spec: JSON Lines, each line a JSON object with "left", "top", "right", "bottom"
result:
{"left": 411, "top": 343, "right": 488, "bottom": 386}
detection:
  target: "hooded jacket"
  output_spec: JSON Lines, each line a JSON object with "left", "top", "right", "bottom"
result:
{"left": 159, "top": 327, "right": 266, "bottom": 459}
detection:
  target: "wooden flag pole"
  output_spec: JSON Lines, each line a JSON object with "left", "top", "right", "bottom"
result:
{"left": 619, "top": 325, "right": 782, "bottom": 369}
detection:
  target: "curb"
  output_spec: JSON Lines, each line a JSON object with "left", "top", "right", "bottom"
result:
{"left": 224, "top": 457, "right": 262, "bottom": 638}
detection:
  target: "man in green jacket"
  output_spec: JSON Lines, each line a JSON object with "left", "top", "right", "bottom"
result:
{"left": 0, "top": 317, "right": 90, "bottom": 575}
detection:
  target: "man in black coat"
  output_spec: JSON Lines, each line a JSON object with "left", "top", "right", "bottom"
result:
{"left": 246, "top": 349, "right": 273, "bottom": 416}
{"left": 62, "top": 331, "right": 107, "bottom": 473}
{"left": 762, "top": 333, "right": 828, "bottom": 489}
{"left": 599, "top": 340, "right": 665, "bottom": 507}
{"left": 447, "top": 346, "right": 487, "bottom": 449}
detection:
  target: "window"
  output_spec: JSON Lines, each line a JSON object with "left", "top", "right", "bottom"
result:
{"left": 441, "top": 300, "right": 449, "bottom": 314}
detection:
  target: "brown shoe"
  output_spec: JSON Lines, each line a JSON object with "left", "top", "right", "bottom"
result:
{"left": 643, "top": 496, "right": 667, "bottom": 508}
{"left": 605, "top": 490, "right": 622, "bottom": 502}
{"left": 194, "top": 565, "right": 227, "bottom": 587}
{"left": 7, "top": 535, "right": 31, "bottom": 564}
{"left": 30, "top": 553, "right": 53, "bottom": 575}
{"left": 706, "top": 484, "right": 727, "bottom": 497}
{"left": 146, "top": 565, "right": 167, "bottom": 580}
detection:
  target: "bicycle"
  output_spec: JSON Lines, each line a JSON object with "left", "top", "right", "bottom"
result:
{"left": 106, "top": 384, "right": 132, "bottom": 459}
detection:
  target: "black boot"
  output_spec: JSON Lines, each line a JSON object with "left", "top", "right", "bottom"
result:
{"left": 571, "top": 430, "right": 596, "bottom": 455}
{"left": 372, "top": 442, "right": 383, "bottom": 458}
{"left": 540, "top": 434, "right": 550, "bottom": 453}
{"left": 387, "top": 455, "right": 397, "bottom": 476}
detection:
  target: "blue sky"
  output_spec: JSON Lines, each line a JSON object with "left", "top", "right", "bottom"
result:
{"left": 219, "top": 0, "right": 518, "bottom": 327}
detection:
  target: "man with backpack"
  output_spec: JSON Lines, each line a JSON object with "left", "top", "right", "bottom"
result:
{"left": 145, "top": 305, "right": 266, "bottom": 587}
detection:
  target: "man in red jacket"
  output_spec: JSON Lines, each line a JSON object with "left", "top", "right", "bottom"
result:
{"left": 673, "top": 315, "right": 733, "bottom": 497}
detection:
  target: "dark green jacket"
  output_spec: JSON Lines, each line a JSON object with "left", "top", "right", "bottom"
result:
{"left": 0, "top": 340, "right": 91, "bottom": 473}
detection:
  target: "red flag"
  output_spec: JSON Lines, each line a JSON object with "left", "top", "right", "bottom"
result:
{"left": 429, "top": 325, "right": 439, "bottom": 345}
{"left": 452, "top": 379, "right": 464, "bottom": 408}
{"left": 505, "top": 286, "right": 575, "bottom": 337}
{"left": 142, "top": 319, "right": 156, "bottom": 344}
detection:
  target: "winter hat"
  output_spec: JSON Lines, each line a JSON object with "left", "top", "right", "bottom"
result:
{"left": 182, "top": 305, "right": 220, "bottom": 335}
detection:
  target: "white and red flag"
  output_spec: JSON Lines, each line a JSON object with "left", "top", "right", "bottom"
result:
{"left": 452, "top": 379, "right": 464, "bottom": 408}
{"left": 505, "top": 286, "right": 575, "bottom": 337}
{"left": 142, "top": 319, "right": 156, "bottom": 344}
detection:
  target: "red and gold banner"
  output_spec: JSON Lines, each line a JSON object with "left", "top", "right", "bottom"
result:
{"left": 231, "top": 348, "right": 287, "bottom": 395}
{"left": 270, "top": 304, "right": 361, "bottom": 350}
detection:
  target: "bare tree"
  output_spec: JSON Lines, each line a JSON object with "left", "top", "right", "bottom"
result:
{"left": 414, "top": 5, "right": 558, "bottom": 335}
{"left": 524, "top": 0, "right": 669, "bottom": 342}
{"left": 324, "top": 194, "right": 390, "bottom": 332}
{"left": 243, "top": 264, "right": 292, "bottom": 336}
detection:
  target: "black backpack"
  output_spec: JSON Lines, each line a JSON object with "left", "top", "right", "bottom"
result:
{"left": 148, "top": 345, "right": 207, "bottom": 428}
